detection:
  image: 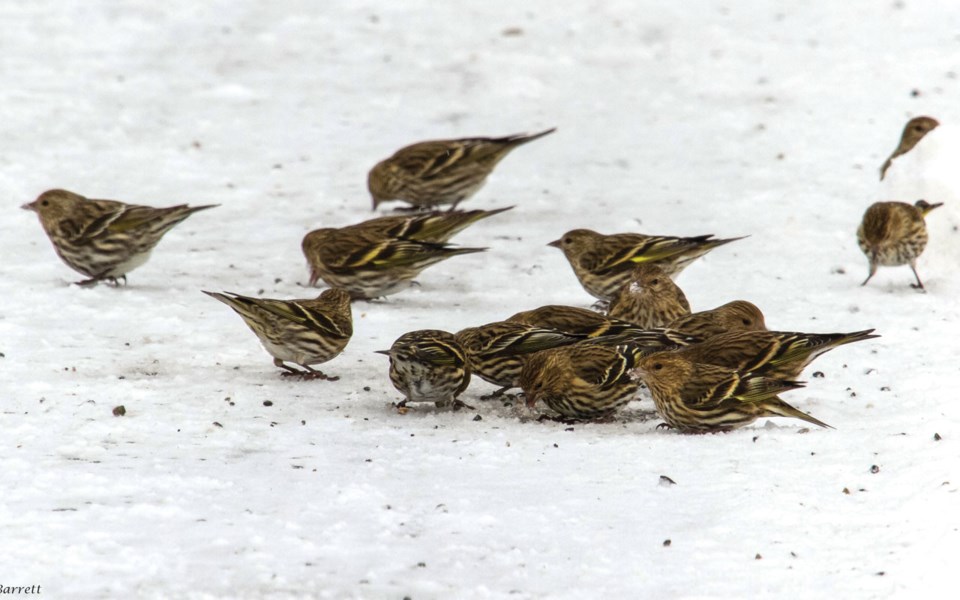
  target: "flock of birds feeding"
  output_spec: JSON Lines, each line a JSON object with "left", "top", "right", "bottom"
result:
{"left": 21, "top": 116, "right": 944, "bottom": 432}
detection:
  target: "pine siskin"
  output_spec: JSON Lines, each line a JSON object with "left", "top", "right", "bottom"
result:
{"left": 607, "top": 263, "right": 691, "bottom": 328}
{"left": 301, "top": 224, "right": 486, "bottom": 299}
{"left": 519, "top": 343, "right": 642, "bottom": 421}
{"left": 368, "top": 128, "right": 556, "bottom": 211}
{"left": 506, "top": 304, "right": 699, "bottom": 349}
{"left": 454, "top": 321, "right": 587, "bottom": 395}
{"left": 879, "top": 116, "right": 939, "bottom": 181}
{"left": 857, "top": 199, "right": 943, "bottom": 289}
{"left": 674, "top": 329, "right": 879, "bottom": 381}
{"left": 21, "top": 188, "right": 217, "bottom": 286}
{"left": 376, "top": 329, "right": 472, "bottom": 409}
{"left": 633, "top": 352, "right": 823, "bottom": 433}
{"left": 666, "top": 300, "right": 767, "bottom": 339}
{"left": 352, "top": 206, "right": 513, "bottom": 242}
{"left": 203, "top": 288, "right": 353, "bottom": 379}
{"left": 547, "top": 228, "right": 744, "bottom": 301}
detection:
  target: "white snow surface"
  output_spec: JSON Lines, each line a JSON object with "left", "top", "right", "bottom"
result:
{"left": 2, "top": 1, "right": 960, "bottom": 598}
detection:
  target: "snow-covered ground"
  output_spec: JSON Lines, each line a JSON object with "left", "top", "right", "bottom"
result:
{"left": 2, "top": 1, "right": 959, "bottom": 597}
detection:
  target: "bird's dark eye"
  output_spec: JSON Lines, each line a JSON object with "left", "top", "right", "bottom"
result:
{"left": 564, "top": 237, "right": 572, "bottom": 245}
{"left": 653, "top": 362, "right": 663, "bottom": 371}
{"left": 914, "top": 125, "right": 924, "bottom": 132}
{"left": 650, "top": 278, "right": 660, "bottom": 285}
{"left": 742, "top": 319, "right": 751, "bottom": 326}
{"left": 41, "top": 200, "right": 49, "bottom": 206}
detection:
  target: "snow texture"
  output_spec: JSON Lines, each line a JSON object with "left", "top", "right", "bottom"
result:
{"left": 2, "top": 1, "right": 959, "bottom": 598}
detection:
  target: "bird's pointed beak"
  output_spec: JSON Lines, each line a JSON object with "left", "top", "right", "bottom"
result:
{"left": 21, "top": 202, "right": 34, "bottom": 211}
{"left": 374, "top": 349, "right": 392, "bottom": 356}
{"left": 928, "top": 202, "right": 945, "bottom": 211}
{"left": 524, "top": 395, "right": 537, "bottom": 409}
{"left": 546, "top": 239, "right": 561, "bottom": 248}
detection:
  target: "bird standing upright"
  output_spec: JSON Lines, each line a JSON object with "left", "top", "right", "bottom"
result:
{"left": 21, "top": 189, "right": 217, "bottom": 286}
{"left": 547, "top": 228, "right": 743, "bottom": 302}
{"left": 368, "top": 128, "right": 556, "bottom": 211}
{"left": 880, "top": 116, "right": 939, "bottom": 181}
{"left": 301, "top": 225, "right": 486, "bottom": 299}
{"left": 857, "top": 199, "right": 943, "bottom": 289}
{"left": 203, "top": 288, "right": 353, "bottom": 379}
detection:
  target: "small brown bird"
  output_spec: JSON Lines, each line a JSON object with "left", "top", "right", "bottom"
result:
{"left": 858, "top": 200, "right": 943, "bottom": 289}
{"left": 302, "top": 225, "right": 486, "bottom": 299}
{"left": 506, "top": 304, "right": 699, "bottom": 349}
{"left": 376, "top": 330, "right": 472, "bottom": 409}
{"left": 519, "top": 343, "right": 642, "bottom": 421}
{"left": 203, "top": 288, "right": 353, "bottom": 379}
{"left": 368, "top": 128, "right": 556, "bottom": 211}
{"left": 21, "top": 188, "right": 217, "bottom": 286}
{"left": 547, "top": 229, "right": 744, "bottom": 301}
{"left": 667, "top": 300, "right": 767, "bottom": 339}
{"left": 607, "top": 264, "right": 691, "bottom": 328}
{"left": 633, "top": 352, "right": 822, "bottom": 433}
{"left": 880, "top": 116, "right": 939, "bottom": 180}
{"left": 454, "top": 321, "right": 587, "bottom": 395}
{"left": 675, "top": 329, "right": 879, "bottom": 381}
{"left": 352, "top": 206, "right": 513, "bottom": 242}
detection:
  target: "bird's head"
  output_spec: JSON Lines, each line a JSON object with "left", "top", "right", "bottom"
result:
{"left": 914, "top": 199, "right": 944, "bottom": 217}
{"left": 546, "top": 229, "right": 599, "bottom": 256}
{"left": 21, "top": 189, "right": 84, "bottom": 226}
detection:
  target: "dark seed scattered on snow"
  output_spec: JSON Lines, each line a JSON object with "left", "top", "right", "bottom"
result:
{"left": 934, "top": 433, "right": 942, "bottom": 441}
{"left": 473, "top": 414, "right": 482, "bottom": 421}
{"left": 263, "top": 400, "right": 273, "bottom": 407}
{"left": 812, "top": 371, "right": 824, "bottom": 378}
{"left": 870, "top": 465, "right": 880, "bottom": 474}
{"left": 112, "top": 405, "right": 126, "bottom": 417}
{"left": 663, "top": 539, "right": 671, "bottom": 547}
{"left": 659, "top": 475, "right": 677, "bottom": 486}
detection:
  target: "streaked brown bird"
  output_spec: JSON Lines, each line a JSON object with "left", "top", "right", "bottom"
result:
{"left": 880, "top": 116, "right": 939, "bottom": 180}
{"left": 608, "top": 264, "right": 691, "bottom": 328}
{"left": 633, "top": 352, "right": 823, "bottom": 433}
{"left": 353, "top": 206, "right": 513, "bottom": 242}
{"left": 454, "top": 321, "right": 587, "bottom": 396}
{"left": 857, "top": 200, "right": 943, "bottom": 289}
{"left": 547, "top": 228, "right": 744, "bottom": 301}
{"left": 302, "top": 225, "right": 486, "bottom": 299}
{"left": 368, "top": 128, "right": 556, "bottom": 211}
{"left": 21, "top": 188, "right": 217, "bottom": 286}
{"left": 203, "top": 288, "right": 352, "bottom": 379}
{"left": 376, "top": 329, "right": 472, "bottom": 409}
{"left": 675, "top": 329, "right": 879, "bottom": 381}
{"left": 506, "top": 304, "right": 699, "bottom": 349}
{"left": 519, "top": 343, "right": 643, "bottom": 421}
{"left": 667, "top": 300, "right": 767, "bottom": 339}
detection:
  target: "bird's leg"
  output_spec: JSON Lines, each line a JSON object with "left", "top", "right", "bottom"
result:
{"left": 480, "top": 385, "right": 513, "bottom": 400}
{"left": 452, "top": 398, "right": 476, "bottom": 411}
{"left": 861, "top": 261, "right": 877, "bottom": 287}
{"left": 75, "top": 277, "right": 102, "bottom": 287}
{"left": 276, "top": 360, "right": 338, "bottom": 381}
{"left": 909, "top": 263, "right": 926, "bottom": 291}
